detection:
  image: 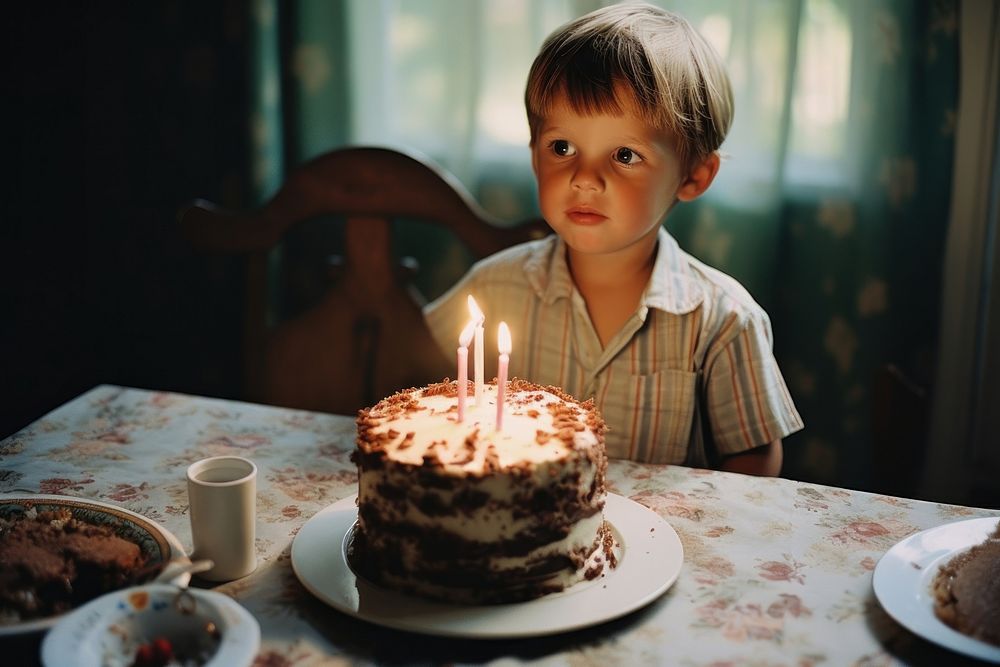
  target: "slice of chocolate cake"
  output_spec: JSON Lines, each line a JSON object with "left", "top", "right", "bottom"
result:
{"left": 0, "top": 507, "right": 151, "bottom": 623}
{"left": 931, "top": 521, "right": 1000, "bottom": 647}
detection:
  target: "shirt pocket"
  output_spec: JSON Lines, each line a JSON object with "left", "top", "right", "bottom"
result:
{"left": 600, "top": 369, "right": 698, "bottom": 464}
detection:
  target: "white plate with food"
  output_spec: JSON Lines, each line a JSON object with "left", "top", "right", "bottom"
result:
{"left": 291, "top": 492, "right": 683, "bottom": 638}
{"left": 41, "top": 583, "right": 259, "bottom": 667}
{"left": 0, "top": 494, "right": 189, "bottom": 636}
{"left": 873, "top": 516, "right": 1000, "bottom": 663}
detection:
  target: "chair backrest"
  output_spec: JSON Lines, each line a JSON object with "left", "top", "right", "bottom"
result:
{"left": 871, "top": 363, "right": 929, "bottom": 497}
{"left": 180, "top": 146, "right": 548, "bottom": 415}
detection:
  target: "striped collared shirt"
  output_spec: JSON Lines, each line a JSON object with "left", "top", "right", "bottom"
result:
{"left": 424, "top": 228, "right": 803, "bottom": 465}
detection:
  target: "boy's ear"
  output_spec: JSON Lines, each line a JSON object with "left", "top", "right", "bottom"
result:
{"left": 677, "top": 152, "right": 721, "bottom": 202}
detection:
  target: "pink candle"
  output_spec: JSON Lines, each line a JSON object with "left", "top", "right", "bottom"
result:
{"left": 467, "top": 295, "right": 485, "bottom": 406}
{"left": 495, "top": 322, "right": 511, "bottom": 431}
{"left": 457, "top": 320, "right": 476, "bottom": 422}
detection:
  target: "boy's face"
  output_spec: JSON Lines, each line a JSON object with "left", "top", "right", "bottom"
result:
{"left": 531, "top": 92, "right": 685, "bottom": 259}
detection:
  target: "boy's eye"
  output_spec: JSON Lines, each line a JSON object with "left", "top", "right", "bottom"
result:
{"left": 549, "top": 140, "right": 576, "bottom": 157}
{"left": 614, "top": 147, "right": 642, "bottom": 165}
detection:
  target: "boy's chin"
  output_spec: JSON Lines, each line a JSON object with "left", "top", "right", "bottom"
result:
{"left": 563, "top": 239, "right": 644, "bottom": 259}
{"left": 559, "top": 228, "right": 659, "bottom": 258}
{"left": 559, "top": 232, "right": 612, "bottom": 255}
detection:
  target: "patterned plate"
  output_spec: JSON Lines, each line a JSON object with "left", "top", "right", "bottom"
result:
{"left": 0, "top": 494, "right": 188, "bottom": 636}
{"left": 41, "top": 583, "right": 259, "bottom": 667}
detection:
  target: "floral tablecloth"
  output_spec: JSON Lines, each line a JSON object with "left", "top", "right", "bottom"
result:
{"left": 2, "top": 385, "right": 998, "bottom": 666}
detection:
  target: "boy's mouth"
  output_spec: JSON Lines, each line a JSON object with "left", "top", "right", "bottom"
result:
{"left": 565, "top": 206, "right": 607, "bottom": 225}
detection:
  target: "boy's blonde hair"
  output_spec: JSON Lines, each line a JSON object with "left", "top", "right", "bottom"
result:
{"left": 525, "top": 2, "right": 733, "bottom": 173}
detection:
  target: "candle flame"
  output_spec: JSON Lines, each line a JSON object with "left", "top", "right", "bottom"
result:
{"left": 498, "top": 321, "right": 512, "bottom": 355}
{"left": 467, "top": 294, "right": 485, "bottom": 323}
{"left": 459, "top": 320, "right": 476, "bottom": 348}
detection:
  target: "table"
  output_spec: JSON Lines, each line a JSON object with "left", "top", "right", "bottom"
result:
{"left": 2, "top": 384, "right": 998, "bottom": 666}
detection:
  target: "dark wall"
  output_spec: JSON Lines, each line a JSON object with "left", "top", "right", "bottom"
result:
{"left": 3, "top": 3, "right": 253, "bottom": 438}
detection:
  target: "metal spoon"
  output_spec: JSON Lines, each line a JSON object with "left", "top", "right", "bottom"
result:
{"left": 153, "top": 558, "right": 215, "bottom": 584}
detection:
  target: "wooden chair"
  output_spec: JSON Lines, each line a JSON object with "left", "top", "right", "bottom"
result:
{"left": 179, "top": 146, "right": 548, "bottom": 416}
{"left": 871, "top": 363, "right": 929, "bottom": 497}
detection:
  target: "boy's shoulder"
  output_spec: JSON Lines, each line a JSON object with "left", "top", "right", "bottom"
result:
{"left": 476, "top": 235, "right": 555, "bottom": 266}
{"left": 688, "top": 255, "right": 761, "bottom": 312}
{"left": 656, "top": 230, "right": 769, "bottom": 324}
{"left": 466, "top": 234, "right": 558, "bottom": 285}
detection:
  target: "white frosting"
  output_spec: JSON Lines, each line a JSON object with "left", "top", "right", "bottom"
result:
{"left": 355, "top": 380, "right": 610, "bottom": 604}
{"left": 365, "top": 384, "right": 599, "bottom": 472}
{"left": 358, "top": 450, "right": 596, "bottom": 543}
{"left": 372, "top": 516, "right": 611, "bottom": 603}
{"left": 485, "top": 512, "right": 605, "bottom": 571}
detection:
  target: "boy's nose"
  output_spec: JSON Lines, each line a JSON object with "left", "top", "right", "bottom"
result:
{"left": 571, "top": 163, "right": 603, "bottom": 191}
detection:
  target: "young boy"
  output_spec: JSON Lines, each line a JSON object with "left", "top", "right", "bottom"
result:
{"left": 424, "top": 3, "right": 802, "bottom": 475}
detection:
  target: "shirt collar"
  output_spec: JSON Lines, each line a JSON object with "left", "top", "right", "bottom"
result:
{"left": 644, "top": 227, "right": 705, "bottom": 314}
{"left": 523, "top": 228, "right": 704, "bottom": 313}
{"left": 524, "top": 235, "right": 575, "bottom": 304}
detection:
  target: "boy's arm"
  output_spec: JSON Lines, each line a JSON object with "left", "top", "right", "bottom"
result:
{"left": 718, "top": 439, "right": 783, "bottom": 477}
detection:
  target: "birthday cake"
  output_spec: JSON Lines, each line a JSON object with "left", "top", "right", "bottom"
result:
{"left": 350, "top": 377, "right": 615, "bottom": 604}
{"left": 931, "top": 521, "right": 1000, "bottom": 646}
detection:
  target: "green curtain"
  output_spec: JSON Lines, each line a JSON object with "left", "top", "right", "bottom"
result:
{"left": 667, "top": 0, "right": 958, "bottom": 489}
{"left": 248, "top": 0, "right": 958, "bottom": 491}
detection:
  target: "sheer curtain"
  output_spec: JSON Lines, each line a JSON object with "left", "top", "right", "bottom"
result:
{"left": 259, "top": 0, "right": 957, "bottom": 490}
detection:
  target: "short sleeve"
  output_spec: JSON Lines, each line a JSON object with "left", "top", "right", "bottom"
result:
{"left": 703, "top": 310, "right": 804, "bottom": 455}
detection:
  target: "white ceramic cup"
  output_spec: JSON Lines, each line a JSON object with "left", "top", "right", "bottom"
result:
{"left": 186, "top": 456, "right": 258, "bottom": 582}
